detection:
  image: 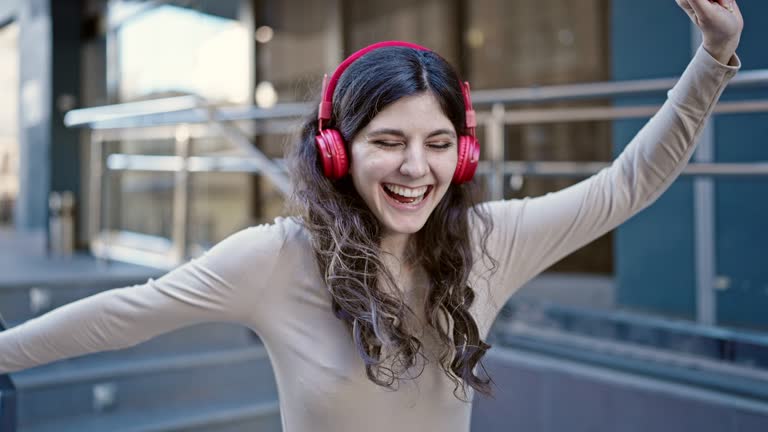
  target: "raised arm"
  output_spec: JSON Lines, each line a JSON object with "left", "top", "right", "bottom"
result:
{"left": 480, "top": 0, "right": 743, "bottom": 303}
{"left": 0, "top": 220, "right": 287, "bottom": 373}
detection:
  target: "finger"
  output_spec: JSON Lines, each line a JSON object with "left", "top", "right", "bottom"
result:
{"left": 715, "top": 0, "right": 737, "bottom": 13}
{"left": 676, "top": 0, "right": 698, "bottom": 22}
{"left": 676, "top": 0, "right": 694, "bottom": 12}
{"left": 732, "top": 0, "right": 741, "bottom": 15}
{"left": 686, "top": 0, "right": 710, "bottom": 17}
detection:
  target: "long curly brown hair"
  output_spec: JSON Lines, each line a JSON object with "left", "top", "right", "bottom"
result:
{"left": 287, "top": 46, "right": 497, "bottom": 401}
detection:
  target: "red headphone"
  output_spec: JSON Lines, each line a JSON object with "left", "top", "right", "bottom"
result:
{"left": 315, "top": 41, "right": 480, "bottom": 184}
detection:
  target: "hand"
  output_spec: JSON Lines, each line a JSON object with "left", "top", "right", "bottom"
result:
{"left": 676, "top": 0, "right": 744, "bottom": 64}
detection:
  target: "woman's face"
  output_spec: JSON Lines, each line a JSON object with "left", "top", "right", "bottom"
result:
{"left": 349, "top": 92, "right": 458, "bottom": 237}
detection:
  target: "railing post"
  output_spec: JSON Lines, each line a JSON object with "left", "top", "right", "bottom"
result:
{"left": 88, "top": 130, "right": 108, "bottom": 266}
{"left": 691, "top": 21, "right": 717, "bottom": 326}
{"left": 488, "top": 103, "right": 506, "bottom": 200}
{"left": 88, "top": 131, "right": 102, "bottom": 244}
{"left": 171, "top": 125, "right": 191, "bottom": 265}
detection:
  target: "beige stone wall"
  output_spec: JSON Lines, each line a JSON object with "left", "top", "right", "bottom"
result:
{"left": 467, "top": 0, "right": 613, "bottom": 273}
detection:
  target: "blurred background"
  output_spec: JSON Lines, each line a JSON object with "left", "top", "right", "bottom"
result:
{"left": 0, "top": 0, "right": 766, "bottom": 431}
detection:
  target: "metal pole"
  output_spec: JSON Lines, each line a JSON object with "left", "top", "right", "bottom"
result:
{"left": 171, "top": 125, "right": 191, "bottom": 264}
{"left": 89, "top": 131, "right": 104, "bottom": 263}
{"left": 691, "top": 24, "right": 717, "bottom": 326}
{"left": 487, "top": 103, "right": 506, "bottom": 200}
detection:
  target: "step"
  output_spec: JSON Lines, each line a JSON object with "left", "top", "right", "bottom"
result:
{"left": 0, "top": 240, "right": 162, "bottom": 289}
{"left": 0, "top": 278, "right": 158, "bottom": 324}
{"left": 22, "top": 398, "right": 281, "bottom": 432}
{"left": 12, "top": 347, "right": 277, "bottom": 429}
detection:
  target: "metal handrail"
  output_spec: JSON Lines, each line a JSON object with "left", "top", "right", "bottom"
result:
{"left": 471, "top": 68, "right": 768, "bottom": 104}
{"left": 65, "top": 97, "right": 768, "bottom": 130}
{"left": 103, "top": 154, "right": 768, "bottom": 179}
{"left": 64, "top": 68, "right": 768, "bottom": 129}
{"left": 486, "top": 99, "right": 768, "bottom": 124}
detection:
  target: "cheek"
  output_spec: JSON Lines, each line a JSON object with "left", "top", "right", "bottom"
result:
{"left": 436, "top": 153, "right": 459, "bottom": 183}
{"left": 351, "top": 148, "right": 395, "bottom": 180}
{"left": 350, "top": 148, "right": 388, "bottom": 190}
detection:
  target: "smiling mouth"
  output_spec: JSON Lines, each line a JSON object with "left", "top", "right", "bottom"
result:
{"left": 382, "top": 183, "right": 434, "bottom": 205}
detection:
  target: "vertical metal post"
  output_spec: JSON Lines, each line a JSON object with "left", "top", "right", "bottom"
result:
{"left": 105, "top": 0, "right": 120, "bottom": 104}
{"left": 691, "top": 25, "right": 717, "bottom": 325}
{"left": 171, "top": 125, "right": 191, "bottom": 264}
{"left": 488, "top": 103, "right": 506, "bottom": 200}
{"left": 694, "top": 122, "right": 716, "bottom": 325}
{"left": 88, "top": 131, "right": 103, "bottom": 258}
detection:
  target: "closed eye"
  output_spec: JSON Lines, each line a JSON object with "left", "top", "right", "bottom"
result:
{"left": 371, "top": 140, "right": 404, "bottom": 148}
{"left": 370, "top": 139, "right": 453, "bottom": 149}
{"left": 428, "top": 142, "right": 454, "bottom": 149}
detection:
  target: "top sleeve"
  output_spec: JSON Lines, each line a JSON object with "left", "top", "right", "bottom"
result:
{"left": 479, "top": 46, "right": 740, "bottom": 305}
{"left": 0, "top": 218, "right": 288, "bottom": 374}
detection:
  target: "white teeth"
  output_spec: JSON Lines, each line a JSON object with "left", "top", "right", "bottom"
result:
{"left": 383, "top": 184, "right": 428, "bottom": 198}
{"left": 410, "top": 194, "right": 425, "bottom": 204}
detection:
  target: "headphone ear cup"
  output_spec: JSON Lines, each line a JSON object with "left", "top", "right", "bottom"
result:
{"left": 315, "top": 128, "right": 349, "bottom": 179}
{"left": 453, "top": 135, "right": 480, "bottom": 184}
{"left": 328, "top": 130, "right": 349, "bottom": 179}
{"left": 452, "top": 136, "right": 468, "bottom": 184}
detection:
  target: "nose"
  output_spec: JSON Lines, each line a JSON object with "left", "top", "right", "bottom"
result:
{"left": 399, "top": 143, "right": 428, "bottom": 178}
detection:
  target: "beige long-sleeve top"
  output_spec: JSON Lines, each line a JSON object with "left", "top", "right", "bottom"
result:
{"left": 0, "top": 46, "right": 740, "bottom": 432}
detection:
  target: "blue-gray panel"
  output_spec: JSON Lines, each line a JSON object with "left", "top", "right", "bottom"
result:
{"left": 610, "top": 0, "right": 690, "bottom": 80}
{"left": 614, "top": 178, "right": 697, "bottom": 318}
{"left": 709, "top": 0, "right": 768, "bottom": 329}
{"left": 611, "top": 0, "right": 716, "bottom": 319}
{"left": 713, "top": 114, "right": 768, "bottom": 329}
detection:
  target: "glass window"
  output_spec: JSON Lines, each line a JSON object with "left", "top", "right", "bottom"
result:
{"left": 114, "top": 1, "right": 250, "bottom": 103}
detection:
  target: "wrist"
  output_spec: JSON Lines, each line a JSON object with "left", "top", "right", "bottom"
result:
{"left": 703, "top": 41, "right": 739, "bottom": 65}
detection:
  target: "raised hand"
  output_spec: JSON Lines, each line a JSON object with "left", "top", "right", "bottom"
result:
{"left": 676, "top": 0, "right": 744, "bottom": 64}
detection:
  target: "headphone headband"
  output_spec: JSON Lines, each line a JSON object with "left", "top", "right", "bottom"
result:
{"left": 318, "top": 41, "right": 430, "bottom": 123}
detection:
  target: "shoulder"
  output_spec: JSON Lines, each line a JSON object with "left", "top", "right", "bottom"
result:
{"left": 198, "top": 216, "right": 310, "bottom": 276}
{"left": 274, "top": 215, "right": 311, "bottom": 246}
{"left": 257, "top": 215, "right": 311, "bottom": 255}
{"left": 247, "top": 216, "right": 314, "bottom": 263}
{"left": 185, "top": 216, "right": 313, "bottom": 309}
{"left": 232, "top": 215, "right": 310, "bottom": 256}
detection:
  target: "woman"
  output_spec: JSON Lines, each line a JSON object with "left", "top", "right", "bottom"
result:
{"left": 0, "top": 1, "right": 743, "bottom": 431}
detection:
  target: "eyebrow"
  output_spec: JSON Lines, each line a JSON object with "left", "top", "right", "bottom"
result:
{"left": 366, "top": 128, "right": 457, "bottom": 139}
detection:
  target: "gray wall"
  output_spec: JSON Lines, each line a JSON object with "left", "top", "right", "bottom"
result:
{"left": 14, "top": 0, "right": 81, "bottom": 233}
{"left": 471, "top": 348, "right": 768, "bottom": 432}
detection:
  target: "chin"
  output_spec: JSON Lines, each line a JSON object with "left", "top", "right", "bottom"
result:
{"left": 382, "top": 218, "right": 428, "bottom": 236}
{"left": 385, "top": 196, "right": 443, "bottom": 232}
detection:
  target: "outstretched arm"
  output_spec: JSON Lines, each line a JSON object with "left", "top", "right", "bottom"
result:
{"left": 0, "top": 221, "right": 287, "bottom": 373}
{"left": 481, "top": 0, "right": 743, "bottom": 303}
